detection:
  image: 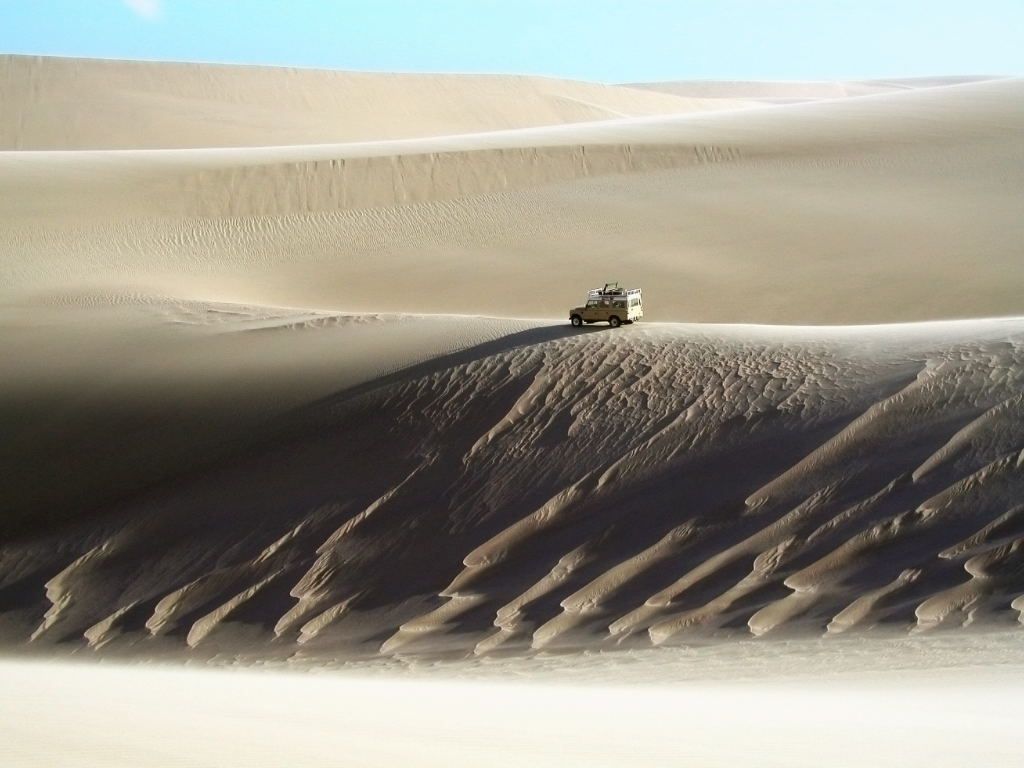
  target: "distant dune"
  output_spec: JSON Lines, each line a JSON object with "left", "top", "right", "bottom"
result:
{"left": 0, "top": 55, "right": 756, "bottom": 150}
{"left": 1, "top": 57, "right": 1023, "bottom": 664}
{"left": 627, "top": 75, "right": 1004, "bottom": 102}
{"left": 2, "top": 60, "right": 1022, "bottom": 324}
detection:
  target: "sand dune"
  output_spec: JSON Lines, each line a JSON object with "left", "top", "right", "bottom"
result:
{"left": 0, "top": 55, "right": 756, "bottom": 150}
{"left": 3, "top": 304, "right": 1023, "bottom": 659}
{"left": 2, "top": 57, "right": 1023, "bottom": 674}
{"left": 3, "top": 76, "right": 1022, "bottom": 323}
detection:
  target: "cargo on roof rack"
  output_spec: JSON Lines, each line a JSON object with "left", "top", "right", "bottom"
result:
{"left": 588, "top": 283, "right": 642, "bottom": 300}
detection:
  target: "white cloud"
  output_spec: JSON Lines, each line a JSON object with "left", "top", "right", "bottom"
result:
{"left": 122, "top": 0, "right": 163, "bottom": 21}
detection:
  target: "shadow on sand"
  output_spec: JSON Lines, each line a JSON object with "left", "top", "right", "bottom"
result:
{"left": 298, "top": 321, "right": 607, "bottom": 416}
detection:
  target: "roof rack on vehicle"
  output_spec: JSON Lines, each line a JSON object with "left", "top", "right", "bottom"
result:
{"left": 587, "top": 282, "right": 641, "bottom": 300}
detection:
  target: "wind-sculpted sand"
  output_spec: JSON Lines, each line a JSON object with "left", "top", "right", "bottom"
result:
{"left": 1, "top": 55, "right": 1023, "bottom": 767}
{"left": 3, "top": 306, "right": 1023, "bottom": 660}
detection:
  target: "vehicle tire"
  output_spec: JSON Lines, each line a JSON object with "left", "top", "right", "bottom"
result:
{"left": 609, "top": 315, "right": 621, "bottom": 328}
{"left": 571, "top": 314, "right": 583, "bottom": 327}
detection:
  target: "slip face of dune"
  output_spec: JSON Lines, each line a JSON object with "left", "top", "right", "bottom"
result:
{"left": 3, "top": 307, "right": 1023, "bottom": 660}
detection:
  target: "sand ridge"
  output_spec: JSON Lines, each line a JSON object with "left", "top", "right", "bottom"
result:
{"left": 3, "top": 306, "right": 1024, "bottom": 659}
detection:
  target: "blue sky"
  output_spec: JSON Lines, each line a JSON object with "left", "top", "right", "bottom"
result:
{"left": 2, "top": 1, "right": 1022, "bottom": 81}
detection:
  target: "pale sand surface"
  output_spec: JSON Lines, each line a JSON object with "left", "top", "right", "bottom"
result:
{"left": 2, "top": 55, "right": 1024, "bottom": 765}
{"left": 629, "top": 75, "right": 1003, "bottom": 102}
{"left": 3, "top": 73, "right": 1022, "bottom": 323}
{"left": 2, "top": 632, "right": 1023, "bottom": 768}
{"left": 0, "top": 55, "right": 757, "bottom": 150}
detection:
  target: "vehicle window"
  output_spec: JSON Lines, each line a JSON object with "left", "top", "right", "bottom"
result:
{"left": 586, "top": 299, "right": 600, "bottom": 308}
{"left": 614, "top": 300, "right": 626, "bottom": 309}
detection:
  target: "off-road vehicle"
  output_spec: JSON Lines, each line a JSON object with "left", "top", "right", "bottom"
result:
{"left": 569, "top": 282, "right": 643, "bottom": 328}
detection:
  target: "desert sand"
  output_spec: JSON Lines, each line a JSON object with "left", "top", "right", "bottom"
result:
{"left": 3, "top": 634, "right": 1024, "bottom": 768}
{"left": 3, "top": 57, "right": 1024, "bottom": 323}
{"left": 1, "top": 55, "right": 1023, "bottom": 766}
